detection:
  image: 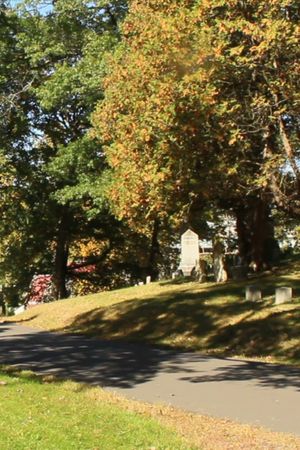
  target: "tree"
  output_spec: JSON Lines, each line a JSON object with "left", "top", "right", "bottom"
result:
{"left": 18, "top": 0, "right": 130, "bottom": 298}
{"left": 92, "top": 0, "right": 299, "bottom": 270}
{"left": 0, "top": 3, "right": 52, "bottom": 304}
{"left": 0, "top": 0, "right": 132, "bottom": 302}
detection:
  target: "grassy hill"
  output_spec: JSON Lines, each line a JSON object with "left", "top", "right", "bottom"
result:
{"left": 8, "top": 259, "right": 300, "bottom": 366}
{"left": 3, "top": 260, "right": 300, "bottom": 449}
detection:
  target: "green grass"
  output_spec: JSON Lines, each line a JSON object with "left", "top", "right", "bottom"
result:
{"left": 1, "top": 368, "right": 299, "bottom": 450}
{"left": 3, "top": 261, "right": 300, "bottom": 449}
{"left": 9, "top": 258, "right": 300, "bottom": 365}
{"left": 0, "top": 367, "right": 192, "bottom": 450}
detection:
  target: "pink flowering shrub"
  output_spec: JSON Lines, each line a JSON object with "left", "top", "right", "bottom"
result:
{"left": 68, "top": 263, "right": 96, "bottom": 274}
{"left": 26, "top": 274, "right": 55, "bottom": 307}
{"left": 26, "top": 264, "right": 97, "bottom": 306}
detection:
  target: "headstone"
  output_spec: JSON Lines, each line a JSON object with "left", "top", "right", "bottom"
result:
{"left": 14, "top": 305, "right": 25, "bottom": 315}
{"left": 172, "top": 272, "right": 176, "bottom": 280}
{"left": 196, "top": 258, "right": 208, "bottom": 283}
{"left": 213, "top": 240, "right": 228, "bottom": 282}
{"left": 179, "top": 229, "right": 199, "bottom": 276}
{"left": 138, "top": 282, "right": 144, "bottom": 286}
{"left": 275, "top": 287, "right": 292, "bottom": 305}
{"left": 245, "top": 286, "right": 262, "bottom": 301}
{"left": 146, "top": 276, "right": 151, "bottom": 284}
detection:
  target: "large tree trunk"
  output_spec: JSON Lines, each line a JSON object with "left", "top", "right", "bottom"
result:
{"left": 251, "top": 197, "right": 269, "bottom": 271}
{"left": 251, "top": 196, "right": 280, "bottom": 271}
{"left": 53, "top": 208, "right": 70, "bottom": 300}
{"left": 235, "top": 196, "right": 279, "bottom": 272}
{"left": 235, "top": 205, "right": 252, "bottom": 266}
{"left": 147, "top": 218, "right": 160, "bottom": 280}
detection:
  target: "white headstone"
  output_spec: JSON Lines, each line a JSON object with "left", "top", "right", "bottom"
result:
{"left": 14, "top": 305, "right": 26, "bottom": 315}
{"left": 275, "top": 287, "right": 292, "bottom": 305}
{"left": 245, "top": 286, "right": 262, "bottom": 301}
{"left": 179, "top": 229, "right": 199, "bottom": 276}
{"left": 146, "top": 276, "right": 151, "bottom": 284}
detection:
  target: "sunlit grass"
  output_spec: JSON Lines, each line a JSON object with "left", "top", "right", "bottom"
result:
{"left": 1, "top": 366, "right": 299, "bottom": 450}
{"left": 0, "top": 367, "right": 192, "bottom": 450}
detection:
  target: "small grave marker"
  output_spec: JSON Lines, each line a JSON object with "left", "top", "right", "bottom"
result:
{"left": 213, "top": 240, "right": 227, "bottom": 282}
{"left": 275, "top": 287, "right": 292, "bottom": 305}
{"left": 245, "top": 286, "right": 262, "bottom": 301}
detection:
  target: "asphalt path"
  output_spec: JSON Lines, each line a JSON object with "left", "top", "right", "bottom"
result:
{"left": 0, "top": 323, "right": 300, "bottom": 436}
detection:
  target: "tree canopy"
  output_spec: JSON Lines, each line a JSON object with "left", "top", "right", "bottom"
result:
{"left": 0, "top": 0, "right": 299, "bottom": 306}
{"left": 93, "top": 0, "right": 300, "bottom": 219}
{"left": 91, "top": 0, "right": 299, "bottom": 268}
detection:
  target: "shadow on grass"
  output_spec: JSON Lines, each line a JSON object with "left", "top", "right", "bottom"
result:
{"left": 2, "top": 315, "right": 39, "bottom": 324}
{"left": 63, "top": 286, "right": 248, "bottom": 340}
{"left": 0, "top": 365, "right": 58, "bottom": 385}
{"left": 1, "top": 271, "right": 299, "bottom": 394}
{"left": 207, "top": 310, "right": 300, "bottom": 361}
{"left": 59, "top": 279, "right": 300, "bottom": 365}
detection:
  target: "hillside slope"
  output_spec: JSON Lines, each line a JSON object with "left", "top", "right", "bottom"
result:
{"left": 7, "top": 265, "right": 300, "bottom": 366}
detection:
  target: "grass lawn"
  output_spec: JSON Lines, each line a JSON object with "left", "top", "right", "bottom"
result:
{"left": 8, "top": 258, "right": 300, "bottom": 366}
{"left": 2, "top": 260, "right": 300, "bottom": 449}
{"left": 0, "top": 366, "right": 192, "bottom": 450}
{"left": 0, "top": 366, "right": 299, "bottom": 450}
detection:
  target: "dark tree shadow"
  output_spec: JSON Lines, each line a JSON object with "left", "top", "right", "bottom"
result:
{"left": 0, "top": 323, "right": 300, "bottom": 393}
{"left": 55, "top": 281, "right": 299, "bottom": 364}
{"left": 180, "top": 359, "right": 300, "bottom": 391}
{"left": 1, "top": 271, "right": 299, "bottom": 394}
{"left": 0, "top": 324, "right": 176, "bottom": 388}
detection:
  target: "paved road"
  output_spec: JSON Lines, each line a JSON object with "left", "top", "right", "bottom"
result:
{"left": 0, "top": 323, "right": 300, "bottom": 436}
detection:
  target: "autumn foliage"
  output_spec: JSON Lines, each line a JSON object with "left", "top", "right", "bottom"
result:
{"left": 1, "top": 0, "right": 299, "bottom": 304}
{"left": 93, "top": 0, "right": 300, "bottom": 227}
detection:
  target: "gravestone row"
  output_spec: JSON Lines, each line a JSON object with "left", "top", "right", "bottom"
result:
{"left": 246, "top": 286, "right": 293, "bottom": 304}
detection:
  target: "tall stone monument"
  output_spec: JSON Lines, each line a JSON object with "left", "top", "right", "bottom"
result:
{"left": 179, "top": 229, "right": 199, "bottom": 276}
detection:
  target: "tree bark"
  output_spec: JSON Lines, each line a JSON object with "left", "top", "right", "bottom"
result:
{"left": 251, "top": 198, "right": 268, "bottom": 272}
{"left": 53, "top": 207, "right": 70, "bottom": 300}
{"left": 235, "top": 205, "right": 251, "bottom": 266}
{"left": 235, "top": 196, "right": 279, "bottom": 272}
{"left": 147, "top": 218, "right": 160, "bottom": 280}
